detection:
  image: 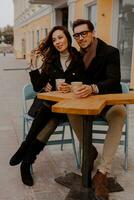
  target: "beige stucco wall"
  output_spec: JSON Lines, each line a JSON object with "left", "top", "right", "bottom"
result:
{"left": 97, "top": 0, "right": 113, "bottom": 43}
{"left": 14, "top": 27, "right": 25, "bottom": 58}
{"left": 75, "top": 0, "right": 84, "bottom": 19}
{"left": 14, "top": 0, "right": 114, "bottom": 58}
{"left": 73, "top": 0, "right": 113, "bottom": 47}
{"left": 14, "top": 14, "right": 51, "bottom": 60}
{"left": 74, "top": 0, "right": 113, "bottom": 43}
{"left": 13, "top": 0, "right": 134, "bottom": 87}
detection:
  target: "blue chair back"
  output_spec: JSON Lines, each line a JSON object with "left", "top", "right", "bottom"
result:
{"left": 23, "top": 84, "right": 36, "bottom": 101}
{"left": 121, "top": 82, "right": 129, "bottom": 93}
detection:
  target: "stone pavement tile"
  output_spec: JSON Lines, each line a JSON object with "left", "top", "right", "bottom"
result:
{"left": 0, "top": 165, "right": 36, "bottom": 200}
{"left": 30, "top": 149, "right": 76, "bottom": 192}
{"left": 35, "top": 192, "right": 67, "bottom": 200}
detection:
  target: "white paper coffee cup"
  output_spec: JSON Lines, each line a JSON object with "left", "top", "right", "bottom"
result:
{"left": 56, "top": 79, "right": 65, "bottom": 90}
{"left": 71, "top": 81, "right": 83, "bottom": 92}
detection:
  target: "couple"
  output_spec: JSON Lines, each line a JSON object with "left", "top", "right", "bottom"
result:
{"left": 9, "top": 19, "right": 126, "bottom": 200}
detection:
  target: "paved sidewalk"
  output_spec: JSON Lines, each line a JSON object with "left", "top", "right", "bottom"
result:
{"left": 0, "top": 53, "right": 134, "bottom": 200}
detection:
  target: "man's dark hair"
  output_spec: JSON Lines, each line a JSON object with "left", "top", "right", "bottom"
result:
{"left": 72, "top": 19, "right": 94, "bottom": 32}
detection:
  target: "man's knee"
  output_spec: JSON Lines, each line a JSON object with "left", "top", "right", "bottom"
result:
{"left": 105, "top": 105, "right": 127, "bottom": 122}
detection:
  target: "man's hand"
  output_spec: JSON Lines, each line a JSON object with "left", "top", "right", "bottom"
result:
{"left": 73, "top": 84, "right": 93, "bottom": 98}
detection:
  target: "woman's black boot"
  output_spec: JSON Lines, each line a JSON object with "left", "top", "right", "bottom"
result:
{"left": 20, "top": 162, "right": 33, "bottom": 186}
{"left": 20, "top": 139, "right": 45, "bottom": 186}
{"left": 10, "top": 106, "right": 52, "bottom": 166}
{"left": 9, "top": 141, "right": 29, "bottom": 166}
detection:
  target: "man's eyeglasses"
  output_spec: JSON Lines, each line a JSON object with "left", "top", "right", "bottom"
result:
{"left": 73, "top": 31, "right": 90, "bottom": 40}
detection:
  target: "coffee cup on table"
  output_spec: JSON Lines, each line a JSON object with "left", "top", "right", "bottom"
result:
{"left": 56, "top": 79, "right": 65, "bottom": 91}
{"left": 71, "top": 81, "right": 83, "bottom": 93}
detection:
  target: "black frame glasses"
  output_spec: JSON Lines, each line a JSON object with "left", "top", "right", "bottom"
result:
{"left": 73, "top": 30, "right": 91, "bottom": 40}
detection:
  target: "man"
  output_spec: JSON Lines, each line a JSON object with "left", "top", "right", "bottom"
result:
{"left": 68, "top": 19, "right": 126, "bottom": 200}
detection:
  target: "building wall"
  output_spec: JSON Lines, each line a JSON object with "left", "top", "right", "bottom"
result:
{"left": 72, "top": 0, "right": 113, "bottom": 47}
{"left": 13, "top": 0, "right": 51, "bottom": 60}
{"left": 13, "top": 0, "right": 134, "bottom": 88}
{"left": 14, "top": 0, "right": 114, "bottom": 58}
{"left": 97, "top": 0, "right": 113, "bottom": 43}
{"left": 75, "top": 0, "right": 84, "bottom": 19}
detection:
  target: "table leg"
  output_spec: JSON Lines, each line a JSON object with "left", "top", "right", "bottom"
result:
{"left": 55, "top": 115, "right": 96, "bottom": 199}
{"left": 82, "top": 115, "right": 93, "bottom": 187}
{"left": 55, "top": 115, "right": 124, "bottom": 199}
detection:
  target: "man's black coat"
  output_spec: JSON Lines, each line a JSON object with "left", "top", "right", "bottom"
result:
{"left": 85, "top": 38, "right": 122, "bottom": 94}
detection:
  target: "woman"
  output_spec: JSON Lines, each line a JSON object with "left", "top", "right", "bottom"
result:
{"left": 9, "top": 26, "right": 85, "bottom": 186}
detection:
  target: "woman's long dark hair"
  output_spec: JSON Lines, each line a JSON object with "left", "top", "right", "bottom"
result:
{"left": 33, "top": 26, "right": 76, "bottom": 71}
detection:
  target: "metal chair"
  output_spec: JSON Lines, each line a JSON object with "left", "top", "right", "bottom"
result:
{"left": 79, "top": 82, "right": 129, "bottom": 171}
{"left": 22, "top": 83, "right": 80, "bottom": 168}
{"left": 22, "top": 84, "right": 36, "bottom": 139}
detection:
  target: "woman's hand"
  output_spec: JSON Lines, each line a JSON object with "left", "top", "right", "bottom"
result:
{"left": 44, "top": 83, "right": 52, "bottom": 92}
{"left": 73, "top": 84, "right": 93, "bottom": 98}
{"left": 59, "top": 83, "right": 71, "bottom": 93}
{"left": 29, "top": 51, "right": 38, "bottom": 70}
{"left": 29, "top": 51, "right": 42, "bottom": 71}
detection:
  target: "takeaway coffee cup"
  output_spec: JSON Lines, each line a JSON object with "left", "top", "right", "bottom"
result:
{"left": 71, "top": 81, "right": 83, "bottom": 92}
{"left": 56, "top": 79, "right": 65, "bottom": 90}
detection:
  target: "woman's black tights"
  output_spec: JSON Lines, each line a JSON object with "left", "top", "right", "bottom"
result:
{"left": 25, "top": 106, "right": 56, "bottom": 143}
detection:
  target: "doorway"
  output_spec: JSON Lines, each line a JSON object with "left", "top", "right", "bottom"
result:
{"left": 55, "top": 7, "right": 68, "bottom": 27}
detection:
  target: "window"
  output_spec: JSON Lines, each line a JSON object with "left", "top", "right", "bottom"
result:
{"left": 44, "top": 28, "right": 48, "bottom": 37}
{"left": 32, "top": 31, "right": 34, "bottom": 49}
{"left": 36, "top": 30, "right": 40, "bottom": 46}
{"left": 85, "top": 2, "right": 97, "bottom": 30}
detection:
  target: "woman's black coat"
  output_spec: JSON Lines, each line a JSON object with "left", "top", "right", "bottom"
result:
{"left": 29, "top": 48, "right": 85, "bottom": 92}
